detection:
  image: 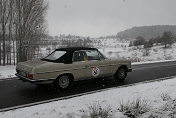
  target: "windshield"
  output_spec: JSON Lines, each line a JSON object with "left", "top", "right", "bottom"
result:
{"left": 43, "top": 51, "right": 66, "bottom": 61}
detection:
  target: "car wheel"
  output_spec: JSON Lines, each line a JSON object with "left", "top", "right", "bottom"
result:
{"left": 114, "top": 68, "right": 127, "bottom": 81}
{"left": 55, "top": 75, "right": 70, "bottom": 89}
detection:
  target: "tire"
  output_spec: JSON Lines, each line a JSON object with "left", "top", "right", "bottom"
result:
{"left": 54, "top": 75, "right": 71, "bottom": 89}
{"left": 114, "top": 67, "right": 127, "bottom": 82}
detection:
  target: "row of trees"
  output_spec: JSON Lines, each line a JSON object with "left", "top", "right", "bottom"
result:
{"left": 61, "top": 37, "right": 92, "bottom": 47}
{"left": 129, "top": 31, "right": 175, "bottom": 48}
{"left": 0, "top": 0, "right": 48, "bottom": 66}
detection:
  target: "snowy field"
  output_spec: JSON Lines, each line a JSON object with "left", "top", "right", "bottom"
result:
{"left": 0, "top": 66, "right": 16, "bottom": 79}
{"left": 97, "top": 38, "right": 176, "bottom": 62}
{"left": 39, "top": 38, "right": 176, "bottom": 63}
{"left": 0, "top": 77, "right": 176, "bottom": 118}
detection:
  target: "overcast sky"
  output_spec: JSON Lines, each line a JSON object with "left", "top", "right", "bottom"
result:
{"left": 46, "top": 0, "right": 176, "bottom": 37}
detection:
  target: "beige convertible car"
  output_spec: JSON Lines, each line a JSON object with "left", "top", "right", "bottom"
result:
{"left": 16, "top": 47, "right": 132, "bottom": 89}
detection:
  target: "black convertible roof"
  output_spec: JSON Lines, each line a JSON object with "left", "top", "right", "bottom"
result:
{"left": 56, "top": 47, "right": 97, "bottom": 52}
{"left": 44, "top": 47, "right": 99, "bottom": 64}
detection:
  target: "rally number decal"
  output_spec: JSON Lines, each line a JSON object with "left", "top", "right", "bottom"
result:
{"left": 92, "top": 67, "right": 100, "bottom": 77}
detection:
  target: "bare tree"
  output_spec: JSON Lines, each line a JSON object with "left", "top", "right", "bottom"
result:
{"left": 0, "top": 0, "right": 12, "bottom": 66}
{"left": 0, "top": 0, "right": 2, "bottom": 65}
{"left": 0, "top": 0, "right": 48, "bottom": 65}
{"left": 14, "top": 0, "right": 48, "bottom": 62}
{"left": 8, "top": 0, "right": 14, "bottom": 65}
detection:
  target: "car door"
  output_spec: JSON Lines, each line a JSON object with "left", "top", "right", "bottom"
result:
{"left": 72, "top": 51, "right": 88, "bottom": 81}
{"left": 100, "top": 59, "right": 116, "bottom": 76}
{"left": 84, "top": 50, "right": 108, "bottom": 79}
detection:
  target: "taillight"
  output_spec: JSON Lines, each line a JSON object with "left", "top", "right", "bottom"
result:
{"left": 16, "top": 69, "right": 19, "bottom": 73}
{"left": 28, "top": 74, "right": 33, "bottom": 79}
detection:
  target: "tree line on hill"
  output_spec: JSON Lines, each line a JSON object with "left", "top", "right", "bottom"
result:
{"left": 39, "top": 35, "right": 93, "bottom": 48}
{"left": 117, "top": 25, "right": 176, "bottom": 40}
{"left": 129, "top": 31, "right": 175, "bottom": 48}
{"left": 0, "top": 0, "right": 48, "bottom": 66}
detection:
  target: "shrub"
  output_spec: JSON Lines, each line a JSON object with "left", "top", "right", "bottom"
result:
{"left": 81, "top": 102, "right": 113, "bottom": 118}
{"left": 161, "top": 93, "right": 171, "bottom": 101}
{"left": 118, "top": 98, "right": 150, "bottom": 118}
{"left": 161, "top": 99, "right": 176, "bottom": 111}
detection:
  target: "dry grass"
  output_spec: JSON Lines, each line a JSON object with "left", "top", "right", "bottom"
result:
{"left": 81, "top": 102, "right": 113, "bottom": 118}
{"left": 161, "top": 93, "right": 171, "bottom": 101}
{"left": 118, "top": 98, "right": 150, "bottom": 118}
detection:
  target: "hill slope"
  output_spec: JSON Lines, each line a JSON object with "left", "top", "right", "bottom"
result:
{"left": 117, "top": 25, "right": 176, "bottom": 40}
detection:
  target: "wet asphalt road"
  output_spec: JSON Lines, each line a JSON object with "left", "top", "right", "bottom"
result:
{"left": 0, "top": 61, "right": 176, "bottom": 109}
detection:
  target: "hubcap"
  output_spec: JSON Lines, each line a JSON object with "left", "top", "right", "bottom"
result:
{"left": 118, "top": 69, "right": 126, "bottom": 79}
{"left": 58, "top": 76, "right": 69, "bottom": 88}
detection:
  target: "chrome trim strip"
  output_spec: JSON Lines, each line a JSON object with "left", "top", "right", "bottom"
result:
{"left": 36, "top": 67, "right": 87, "bottom": 74}
{"left": 15, "top": 73, "right": 55, "bottom": 82}
{"left": 99, "top": 64, "right": 115, "bottom": 67}
{"left": 118, "top": 63, "right": 129, "bottom": 65}
{"left": 91, "top": 63, "right": 129, "bottom": 68}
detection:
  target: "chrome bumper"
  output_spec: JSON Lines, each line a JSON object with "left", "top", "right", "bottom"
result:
{"left": 128, "top": 68, "right": 132, "bottom": 72}
{"left": 15, "top": 73, "right": 55, "bottom": 84}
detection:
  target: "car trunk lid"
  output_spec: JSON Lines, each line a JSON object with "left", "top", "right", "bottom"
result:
{"left": 17, "top": 60, "right": 47, "bottom": 73}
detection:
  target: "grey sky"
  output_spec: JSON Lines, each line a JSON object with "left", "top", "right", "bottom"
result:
{"left": 47, "top": 0, "right": 176, "bottom": 37}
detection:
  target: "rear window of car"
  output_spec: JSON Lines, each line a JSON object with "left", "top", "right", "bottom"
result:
{"left": 44, "top": 51, "right": 66, "bottom": 61}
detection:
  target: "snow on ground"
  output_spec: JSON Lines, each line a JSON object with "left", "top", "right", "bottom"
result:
{"left": 98, "top": 38, "right": 176, "bottom": 62}
{"left": 0, "top": 78, "right": 176, "bottom": 118}
{"left": 0, "top": 65, "right": 16, "bottom": 79}
{"left": 132, "top": 59, "right": 176, "bottom": 65}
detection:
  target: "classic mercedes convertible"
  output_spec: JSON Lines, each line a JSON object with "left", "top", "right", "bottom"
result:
{"left": 16, "top": 47, "right": 132, "bottom": 89}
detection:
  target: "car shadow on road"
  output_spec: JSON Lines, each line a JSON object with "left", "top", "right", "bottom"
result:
{"left": 19, "top": 77, "right": 126, "bottom": 99}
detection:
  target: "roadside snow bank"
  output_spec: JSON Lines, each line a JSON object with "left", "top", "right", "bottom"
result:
{"left": 132, "top": 59, "right": 176, "bottom": 65}
{"left": 0, "top": 78, "right": 176, "bottom": 118}
{"left": 0, "top": 66, "right": 16, "bottom": 79}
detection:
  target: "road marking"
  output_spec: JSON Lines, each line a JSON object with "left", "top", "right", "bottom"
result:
{"left": 133, "top": 63, "right": 176, "bottom": 71}
{"left": 0, "top": 75, "right": 176, "bottom": 112}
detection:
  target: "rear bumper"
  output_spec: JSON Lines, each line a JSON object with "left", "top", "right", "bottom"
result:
{"left": 128, "top": 68, "right": 132, "bottom": 72}
{"left": 15, "top": 73, "right": 55, "bottom": 84}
